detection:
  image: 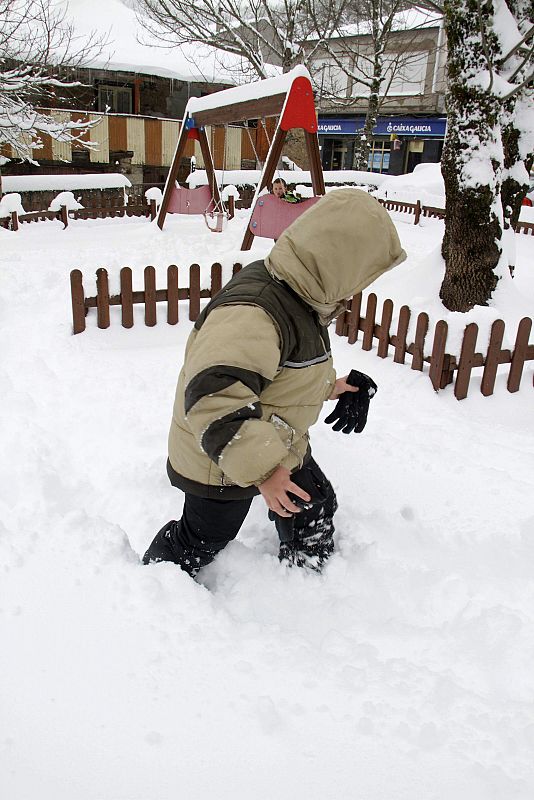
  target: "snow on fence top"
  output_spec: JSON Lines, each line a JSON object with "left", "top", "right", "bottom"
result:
{"left": 187, "top": 169, "right": 388, "bottom": 189}
{"left": 1, "top": 174, "right": 132, "bottom": 194}
{"left": 186, "top": 66, "right": 308, "bottom": 116}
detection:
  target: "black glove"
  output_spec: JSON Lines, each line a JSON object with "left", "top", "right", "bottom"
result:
{"left": 324, "top": 369, "right": 378, "bottom": 434}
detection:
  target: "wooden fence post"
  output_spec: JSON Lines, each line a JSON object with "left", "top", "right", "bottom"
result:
{"left": 429, "top": 320, "right": 449, "bottom": 390}
{"left": 394, "top": 306, "right": 411, "bottom": 364}
{"left": 70, "top": 270, "right": 86, "bottom": 334}
{"left": 414, "top": 200, "right": 421, "bottom": 225}
{"left": 411, "top": 312, "right": 429, "bottom": 371}
{"left": 120, "top": 267, "right": 134, "bottom": 328}
{"left": 10, "top": 211, "right": 18, "bottom": 231}
{"left": 454, "top": 323, "right": 479, "bottom": 400}
{"left": 144, "top": 266, "right": 157, "bottom": 326}
{"left": 60, "top": 205, "right": 68, "bottom": 229}
{"left": 227, "top": 195, "right": 235, "bottom": 220}
{"left": 149, "top": 199, "right": 157, "bottom": 221}
{"left": 211, "top": 263, "right": 222, "bottom": 298}
{"left": 481, "top": 319, "right": 506, "bottom": 397}
{"left": 96, "top": 268, "right": 110, "bottom": 329}
{"left": 167, "top": 265, "right": 179, "bottom": 325}
{"left": 232, "top": 263, "right": 242, "bottom": 276}
{"left": 508, "top": 317, "right": 532, "bottom": 392}
{"left": 377, "top": 298, "right": 393, "bottom": 358}
{"left": 362, "top": 293, "right": 377, "bottom": 350}
{"left": 335, "top": 304, "right": 348, "bottom": 337}
{"left": 347, "top": 293, "right": 362, "bottom": 344}
{"left": 189, "top": 264, "right": 201, "bottom": 321}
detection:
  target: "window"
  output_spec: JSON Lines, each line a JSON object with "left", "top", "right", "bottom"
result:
{"left": 312, "top": 56, "right": 350, "bottom": 99}
{"left": 349, "top": 50, "right": 428, "bottom": 98}
{"left": 382, "top": 52, "right": 428, "bottom": 96}
{"left": 97, "top": 84, "right": 133, "bottom": 114}
{"left": 367, "top": 140, "right": 391, "bottom": 173}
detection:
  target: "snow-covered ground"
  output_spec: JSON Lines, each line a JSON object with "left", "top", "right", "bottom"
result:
{"left": 1, "top": 207, "right": 533, "bottom": 800}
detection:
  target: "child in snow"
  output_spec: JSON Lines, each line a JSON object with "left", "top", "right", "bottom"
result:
{"left": 143, "top": 189, "right": 406, "bottom": 575}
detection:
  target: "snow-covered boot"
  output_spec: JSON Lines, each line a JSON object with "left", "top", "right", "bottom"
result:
{"left": 142, "top": 520, "right": 201, "bottom": 577}
{"left": 278, "top": 507, "right": 336, "bottom": 573}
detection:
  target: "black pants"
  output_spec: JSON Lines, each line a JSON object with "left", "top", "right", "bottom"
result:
{"left": 143, "top": 458, "right": 337, "bottom": 575}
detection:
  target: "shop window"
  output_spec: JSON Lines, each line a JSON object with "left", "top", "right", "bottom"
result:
{"left": 367, "top": 140, "right": 391, "bottom": 173}
{"left": 97, "top": 84, "right": 133, "bottom": 114}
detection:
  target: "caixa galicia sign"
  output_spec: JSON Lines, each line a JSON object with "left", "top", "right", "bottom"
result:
{"left": 318, "top": 116, "right": 447, "bottom": 137}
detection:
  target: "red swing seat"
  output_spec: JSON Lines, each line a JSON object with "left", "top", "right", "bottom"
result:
{"left": 204, "top": 210, "right": 227, "bottom": 233}
{"left": 167, "top": 184, "right": 215, "bottom": 215}
{"left": 248, "top": 194, "right": 321, "bottom": 240}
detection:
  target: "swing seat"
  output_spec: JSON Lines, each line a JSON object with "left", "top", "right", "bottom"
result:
{"left": 167, "top": 184, "right": 215, "bottom": 215}
{"left": 248, "top": 194, "right": 321, "bottom": 240}
{"left": 204, "top": 210, "right": 228, "bottom": 233}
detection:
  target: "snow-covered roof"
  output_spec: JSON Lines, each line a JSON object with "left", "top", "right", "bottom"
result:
{"left": 187, "top": 66, "right": 309, "bottom": 115}
{"left": 319, "top": 8, "right": 442, "bottom": 40}
{"left": 55, "top": 0, "right": 243, "bottom": 84}
{"left": 2, "top": 174, "right": 131, "bottom": 193}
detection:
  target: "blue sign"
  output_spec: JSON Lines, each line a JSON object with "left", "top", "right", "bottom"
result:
{"left": 317, "top": 119, "right": 358, "bottom": 135}
{"left": 318, "top": 116, "right": 447, "bottom": 138}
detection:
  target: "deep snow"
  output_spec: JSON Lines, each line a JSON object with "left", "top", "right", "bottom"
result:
{"left": 1, "top": 207, "right": 533, "bottom": 800}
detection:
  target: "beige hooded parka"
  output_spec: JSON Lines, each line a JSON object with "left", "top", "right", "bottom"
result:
{"left": 167, "top": 189, "right": 406, "bottom": 498}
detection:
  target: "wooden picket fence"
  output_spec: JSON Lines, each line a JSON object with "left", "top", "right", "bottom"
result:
{"left": 2, "top": 195, "right": 240, "bottom": 230}
{"left": 70, "top": 263, "right": 533, "bottom": 399}
{"left": 335, "top": 292, "right": 534, "bottom": 399}
{"left": 70, "top": 262, "right": 243, "bottom": 335}
{"left": 377, "top": 198, "right": 534, "bottom": 235}
{"left": 0, "top": 199, "right": 158, "bottom": 230}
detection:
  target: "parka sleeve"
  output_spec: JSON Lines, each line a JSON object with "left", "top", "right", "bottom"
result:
{"left": 182, "top": 304, "right": 290, "bottom": 487}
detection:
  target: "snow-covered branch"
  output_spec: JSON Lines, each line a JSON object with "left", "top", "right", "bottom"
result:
{"left": 0, "top": 0, "right": 107, "bottom": 163}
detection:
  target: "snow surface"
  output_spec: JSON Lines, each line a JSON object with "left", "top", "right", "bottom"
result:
{"left": 1, "top": 205, "right": 533, "bottom": 800}
{"left": 2, "top": 173, "right": 131, "bottom": 193}
{"left": 376, "top": 163, "right": 534, "bottom": 220}
{"left": 188, "top": 169, "right": 387, "bottom": 189}
{"left": 376, "top": 163, "right": 446, "bottom": 207}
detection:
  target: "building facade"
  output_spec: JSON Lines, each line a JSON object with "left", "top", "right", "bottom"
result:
{"left": 310, "top": 22, "right": 447, "bottom": 175}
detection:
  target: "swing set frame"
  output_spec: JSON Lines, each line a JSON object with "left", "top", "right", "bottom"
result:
{"left": 156, "top": 67, "right": 326, "bottom": 250}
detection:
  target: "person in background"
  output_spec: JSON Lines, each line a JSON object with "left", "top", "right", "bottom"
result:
{"left": 143, "top": 189, "right": 406, "bottom": 577}
{"left": 271, "top": 177, "right": 288, "bottom": 199}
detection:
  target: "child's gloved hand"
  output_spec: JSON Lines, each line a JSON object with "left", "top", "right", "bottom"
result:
{"left": 324, "top": 369, "right": 378, "bottom": 434}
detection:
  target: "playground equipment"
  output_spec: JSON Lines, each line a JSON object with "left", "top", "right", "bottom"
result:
{"left": 157, "top": 66, "right": 326, "bottom": 249}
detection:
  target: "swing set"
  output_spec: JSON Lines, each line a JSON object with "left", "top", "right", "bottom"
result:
{"left": 156, "top": 66, "right": 326, "bottom": 250}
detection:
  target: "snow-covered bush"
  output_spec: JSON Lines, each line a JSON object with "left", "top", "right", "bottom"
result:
{"left": 221, "top": 185, "right": 240, "bottom": 201}
{"left": 0, "top": 193, "right": 26, "bottom": 218}
{"left": 145, "top": 187, "right": 163, "bottom": 207}
{"left": 48, "top": 191, "right": 83, "bottom": 212}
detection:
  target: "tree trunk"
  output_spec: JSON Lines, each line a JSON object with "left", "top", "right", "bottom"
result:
{"left": 352, "top": 85, "right": 380, "bottom": 171}
{"left": 440, "top": 0, "right": 503, "bottom": 312}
